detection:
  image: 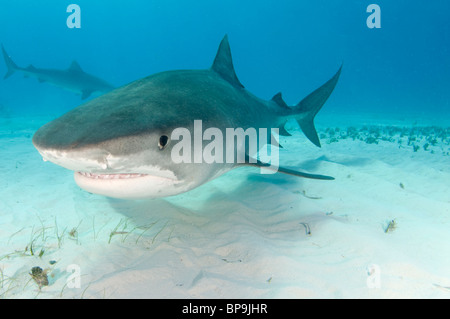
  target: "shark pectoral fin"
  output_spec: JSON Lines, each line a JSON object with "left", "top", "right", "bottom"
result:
{"left": 270, "top": 132, "right": 283, "bottom": 148}
{"left": 274, "top": 165, "right": 335, "bottom": 180}
{"left": 245, "top": 155, "right": 334, "bottom": 180}
{"left": 81, "top": 90, "right": 93, "bottom": 100}
{"left": 261, "top": 130, "right": 282, "bottom": 149}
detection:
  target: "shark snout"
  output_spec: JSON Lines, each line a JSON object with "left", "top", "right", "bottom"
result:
{"left": 34, "top": 145, "right": 111, "bottom": 173}
{"left": 33, "top": 124, "right": 134, "bottom": 173}
{"left": 34, "top": 137, "right": 179, "bottom": 177}
{"left": 33, "top": 141, "right": 186, "bottom": 199}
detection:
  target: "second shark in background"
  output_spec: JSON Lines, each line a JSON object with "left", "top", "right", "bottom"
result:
{"left": 2, "top": 45, "right": 114, "bottom": 99}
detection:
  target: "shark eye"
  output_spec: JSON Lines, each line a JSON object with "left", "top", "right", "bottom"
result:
{"left": 158, "top": 135, "right": 169, "bottom": 150}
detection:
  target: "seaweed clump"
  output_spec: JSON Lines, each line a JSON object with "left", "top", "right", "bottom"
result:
{"left": 384, "top": 219, "right": 397, "bottom": 233}
{"left": 29, "top": 266, "right": 49, "bottom": 290}
{"left": 318, "top": 125, "right": 449, "bottom": 154}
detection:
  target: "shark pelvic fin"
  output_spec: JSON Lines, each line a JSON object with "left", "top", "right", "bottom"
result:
{"left": 211, "top": 35, "right": 244, "bottom": 89}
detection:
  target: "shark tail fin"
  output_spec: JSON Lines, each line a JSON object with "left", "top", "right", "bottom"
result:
{"left": 1, "top": 45, "right": 19, "bottom": 79}
{"left": 292, "top": 65, "right": 342, "bottom": 147}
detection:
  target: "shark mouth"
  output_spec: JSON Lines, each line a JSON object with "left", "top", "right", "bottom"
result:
{"left": 34, "top": 148, "right": 185, "bottom": 198}
{"left": 77, "top": 172, "right": 149, "bottom": 180}
{"left": 74, "top": 170, "right": 183, "bottom": 199}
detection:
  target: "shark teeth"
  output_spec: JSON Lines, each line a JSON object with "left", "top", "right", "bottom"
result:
{"left": 78, "top": 172, "right": 148, "bottom": 180}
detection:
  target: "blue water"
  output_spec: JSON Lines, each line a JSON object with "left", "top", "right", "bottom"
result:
{"left": 1, "top": 1, "right": 450, "bottom": 299}
{"left": 1, "top": 1, "right": 449, "bottom": 121}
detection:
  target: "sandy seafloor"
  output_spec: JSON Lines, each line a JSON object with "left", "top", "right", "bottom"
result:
{"left": 0, "top": 112, "right": 449, "bottom": 299}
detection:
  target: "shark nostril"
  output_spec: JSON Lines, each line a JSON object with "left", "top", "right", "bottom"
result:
{"left": 158, "top": 135, "right": 169, "bottom": 150}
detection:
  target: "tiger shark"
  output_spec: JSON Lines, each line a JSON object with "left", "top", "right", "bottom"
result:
{"left": 2, "top": 45, "right": 114, "bottom": 99}
{"left": 32, "top": 36, "right": 341, "bottom": 199}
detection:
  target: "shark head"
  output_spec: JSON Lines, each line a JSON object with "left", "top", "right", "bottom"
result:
{"left": 33, "top": 36, "right": 252, "bottom": 200}
{"left": 32, "top": 69, "right": 233, "bottom": 199}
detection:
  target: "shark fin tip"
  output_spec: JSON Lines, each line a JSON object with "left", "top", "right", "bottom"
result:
{"left": 211, "top": 35, "right": 244, "bottom": 88}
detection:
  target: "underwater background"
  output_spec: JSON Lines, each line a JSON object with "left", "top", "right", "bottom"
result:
{"left": 0, "top": 1, "right": 449, "bottom": 299}
{"left": 1, "top": 0, "right": 449, "bottom": 122}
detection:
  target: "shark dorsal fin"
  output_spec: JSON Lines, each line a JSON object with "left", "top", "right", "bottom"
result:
{"left": 271, "top": 92, "right": 290, "bottom": 109}
{"left": 68, "top": 60, "right": 83, "bottom": 72}
{"left": 211, "top": 35, "right": 244, "bottom": 88}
